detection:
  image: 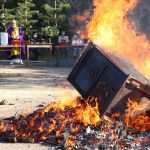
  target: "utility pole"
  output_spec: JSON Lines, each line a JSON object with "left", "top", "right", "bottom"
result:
{"left": 55, "top": 0, "right": 57, "bottom": 26}
{"left": 1, "top": 0, "right": 6, "bottom": 16}
{"left": 25, "top": 0, "right": 28, "bottom": 26}
{"left": 1, "top": 0, "right": 6, "bottom": 11}
{"left": 24, "top": 0, "right": 29, "bottom": 37}
{"left": 2, "top": 3, "right": 4, "bottom": 12}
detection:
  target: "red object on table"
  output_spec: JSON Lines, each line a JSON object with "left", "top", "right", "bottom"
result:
{"left": 11, "top": 40, "right": 21, "bottom": 45}
{"left": 58, "top": 41, "right": 68, "bottom": 47}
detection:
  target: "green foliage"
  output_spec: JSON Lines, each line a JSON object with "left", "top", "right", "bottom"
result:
{"left": 0, "top": 8, "right": 14, "bottom": 26}
{"left": 15, "top": 0, "right": 39, "bottom": 34}
{"left": 41, "top": 1, "right": 71, "bottom": 27}
{"left": 0, "top": 0, "right": 92, "bottom": 36}
{"left": 41, "top": 26, "right": 59, "bottom": 37}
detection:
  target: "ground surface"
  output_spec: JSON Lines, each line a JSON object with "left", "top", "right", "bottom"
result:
{"left": 0, "top": 62, "right": 79, "bottom": 150}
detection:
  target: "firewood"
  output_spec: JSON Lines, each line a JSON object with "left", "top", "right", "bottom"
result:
{"left": 47, "top": 135, "right": 64, "bottom": 141}
{"left": 8, "top": 136, "right": 17, "bottom": 143}
{"left": 21, "top": 136, "right": 35, "bottom": 143}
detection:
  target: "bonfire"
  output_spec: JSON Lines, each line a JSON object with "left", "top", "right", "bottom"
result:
{"left": 0, "top": 0, "right": 150, "bottom": 149}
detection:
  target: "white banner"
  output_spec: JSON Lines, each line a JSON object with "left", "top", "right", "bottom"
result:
{"left": 0, "top": 32, "right": 8, "bottom": 46}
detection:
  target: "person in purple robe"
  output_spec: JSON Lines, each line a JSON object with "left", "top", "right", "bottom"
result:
{"left": 7, "top": 19, "right": 25, "bottom": 65}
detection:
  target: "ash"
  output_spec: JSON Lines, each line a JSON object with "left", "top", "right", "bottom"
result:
{"left": 43, "top": 120, "right": 150, "bottom": 150}
{"left": 74, "top": 123, "right": 150, "bottom": 150}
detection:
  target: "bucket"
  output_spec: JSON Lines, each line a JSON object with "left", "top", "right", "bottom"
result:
{"left": 0, "top": 32, "right": 8, "bottom": 46}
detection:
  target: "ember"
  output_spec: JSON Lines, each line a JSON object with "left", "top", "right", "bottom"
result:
{"left": 0, "top": 97, "right": 149, "bottom": 149}
{"left": 0, "top": 97, "right": 100, "bottom": 143}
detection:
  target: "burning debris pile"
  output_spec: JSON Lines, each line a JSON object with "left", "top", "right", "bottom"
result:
{"left": 0, "top": 97, "right": 149, "bottom": 150}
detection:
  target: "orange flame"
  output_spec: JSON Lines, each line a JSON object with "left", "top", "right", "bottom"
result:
{"left": 72, "top": 10, "right": 90, "bottom": 23}
{"left": 0, "top": 97, "right": 101, "bottom": 143}
{"left": 0, "top": 122, "right": 6, "bottom": 132}
{"left": 86, "top": 0, "right": 150, "bottom": 79}
{"left": 124, "top": 99, "right": 150, "bottom": 131}
{"left": 65, "top": 136, "right": 76, "bottom": 148}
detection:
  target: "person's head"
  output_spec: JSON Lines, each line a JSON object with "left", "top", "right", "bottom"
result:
{"left": 11, "top": 19, "right": 17, "bottom": 28}
{"left": 73, "top": 34, "right": 78, "bottom": 39}
{"left": 61, "top": 31, "right": 66, "bottom": 36}
{"left": 76, "top": 31, "right": 80, "bottom": 35}
{"left": 73, "top": 31, "right": 80, "bottom": 39}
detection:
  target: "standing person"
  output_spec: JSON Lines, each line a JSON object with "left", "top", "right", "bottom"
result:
{"left": 71, "top": 32, "right": 84, "bottom": 59}
{"left": 7, "top": 19, "right": 25, "bottom": 65}
{"left": 58, "top": 31, "right": 69, "bottom": 57}
{"left": 30, "top": 32, "right": 39, "bottom": 60}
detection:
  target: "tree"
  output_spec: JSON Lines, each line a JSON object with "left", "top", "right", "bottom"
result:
{"left": 41, "top": 25, "right": 59, "bottom": 43}
{"left": 0, "top": 0, "right": 6, "bottom": 13}
{"left": 39, "top": 0, "right": 71, "bottom": 29}
{"left": 0, "top": 0, "right": 15, "bottom": 28}
{"left": 15, "top": 0, "right": 39, "bottom": 34}
{"left": 0, "top": 0, "right": 93, "bottom": 36}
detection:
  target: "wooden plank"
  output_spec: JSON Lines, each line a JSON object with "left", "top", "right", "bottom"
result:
{"left": 0, "top": 45, "right": 23, "bottom": 48}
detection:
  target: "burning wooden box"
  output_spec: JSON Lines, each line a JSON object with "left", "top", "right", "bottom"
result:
{"left": 68, "top": 42, "right": 150, "bottom": 117}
